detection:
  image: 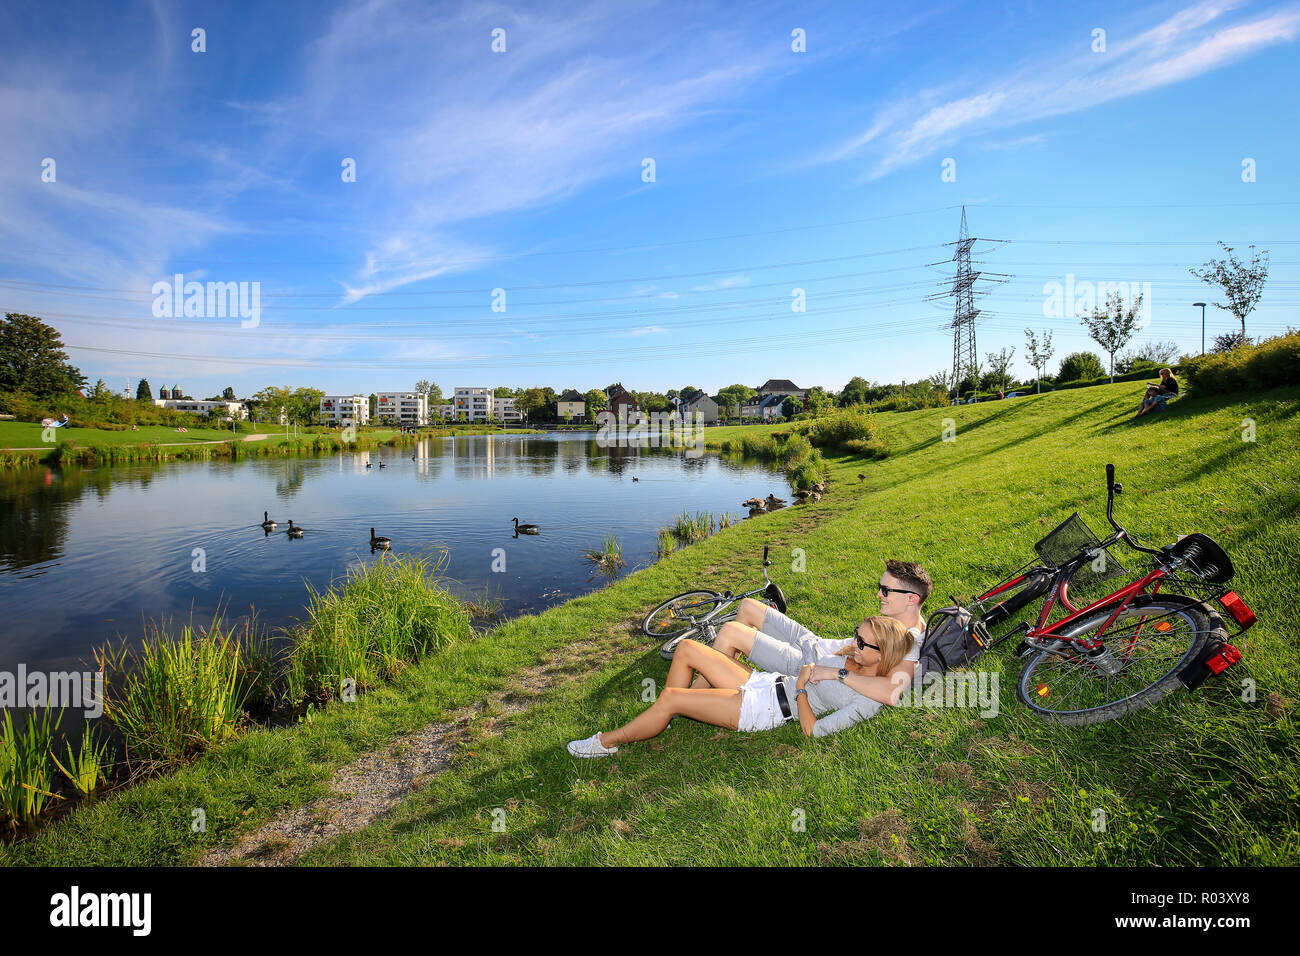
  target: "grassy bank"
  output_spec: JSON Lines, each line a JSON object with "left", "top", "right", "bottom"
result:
{"left": 4, "top": 381, "right": 1297, "bottom": 865}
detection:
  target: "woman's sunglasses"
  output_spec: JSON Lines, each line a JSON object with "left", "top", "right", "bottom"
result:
{"left": 852, "top": 629, "right": 880, "bottom": 652}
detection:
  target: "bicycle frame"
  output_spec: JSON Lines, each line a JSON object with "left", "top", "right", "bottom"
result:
{"left": 666, "top": 546, "right": 783, "bottom": 628}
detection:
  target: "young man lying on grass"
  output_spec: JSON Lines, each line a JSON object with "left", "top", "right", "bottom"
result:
{"left": 567, "top": 615, "right": 914, "bottom": 756}
{"left": 702, "top": 558, "right": 931, "bottom": 680}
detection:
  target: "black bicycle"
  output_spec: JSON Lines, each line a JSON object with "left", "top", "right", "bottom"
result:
{"left": 642, "top": 546, "right": 788, "bottom": 660}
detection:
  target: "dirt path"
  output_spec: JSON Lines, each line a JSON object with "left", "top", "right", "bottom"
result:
{"left": 199, "top": 631, "right": 631, "bottom": 866}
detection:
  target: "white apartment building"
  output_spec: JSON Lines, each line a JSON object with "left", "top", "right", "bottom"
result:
{"left": 494, "top": 396, "right": 522, "bottom": 422}
{"left": 153, "top": 398, "right": 248, "bottom": 420}
{"left": 450, "top": 387, "right": 492, "bottom": 421}
{"left": 320, "top": 394, "right": 369, "bottom": 426}
{"left": 375, "top": 391, "right": 428, "bottom": 426}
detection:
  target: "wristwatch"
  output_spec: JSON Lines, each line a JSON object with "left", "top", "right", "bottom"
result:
{"left": 837, "top": 667, "right": 849, "bottom": 682}
{"left": 795, "top": 688, "right": 808, "bottom": 699}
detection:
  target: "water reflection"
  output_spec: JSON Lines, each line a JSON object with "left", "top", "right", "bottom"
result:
{"left": 0, "top": 432, "right": 787, "bottom": 676}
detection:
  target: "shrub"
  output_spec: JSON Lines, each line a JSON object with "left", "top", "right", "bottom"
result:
{"left": 793, "top": 406, "right": 881, "bottom": 450}
{"left": 843, "top": 436, "right": 890, "bottom": 459}
{"left": 1057, "top": 351, "right": 1106, "bottom": 382}
{"left": 1181, "top": 329, "right": 1300, "bottom": 395}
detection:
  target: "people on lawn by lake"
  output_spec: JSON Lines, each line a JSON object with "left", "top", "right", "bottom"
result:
{"left": 1135, "top": 368, "right": 1179, "bottom": 417}
{"left": 567, "top": 615, "right": 915, "bottom": 756}
{"left": 702, "top": 559, "right": 930, "bottom": 680}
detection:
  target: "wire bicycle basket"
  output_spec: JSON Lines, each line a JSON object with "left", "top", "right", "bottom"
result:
{"left": 1034, "top": 512, "right": 1128, "bottom": 592}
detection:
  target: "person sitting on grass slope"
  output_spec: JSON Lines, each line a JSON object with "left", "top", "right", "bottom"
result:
{"left": 697, "top": 558, "right": 931, "bottom": 682}
{"left": 567, "top": 616, "right": 913, "bottom": 756}
{"left": 1135, "top": 367, "right": 1179, "bottom": 418}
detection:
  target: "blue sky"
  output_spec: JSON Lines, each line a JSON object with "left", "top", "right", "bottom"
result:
{"left": 1, "top": 0, "right": 1297, "bottom": 399}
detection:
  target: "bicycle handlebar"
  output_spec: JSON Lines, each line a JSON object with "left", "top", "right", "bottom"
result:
{"left": 1102, "top": 464, "right": 1165, "bottom": 559}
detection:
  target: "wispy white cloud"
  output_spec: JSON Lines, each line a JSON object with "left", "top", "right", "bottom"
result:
{"left": 821, "top": 0, "right": 1300, "bottom": 179}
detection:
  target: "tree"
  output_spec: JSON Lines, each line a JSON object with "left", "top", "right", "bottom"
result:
{"left": 924, "top": 370, "right": 951, "bottom": 395}
{"left": 1023, "top": 329, "right": 1055, "bottom": 394}
{"left": 222, "top": 386, "right": 236, "bottom": 400}
{"left": 782, "top": 396, "right": 803, "bottom": 418}
{"left": 804, "top": 386, "right": 833, "bottom": 415}
{"left": 1057, "top": 351, "right": 1106, "bottom": 383}
{"left": 1212, "top": 330, "right": 1248, "bottom": 353}
{"left": 583, "top": 389, "right": 608, "bottom": 416}
{"left": 985, "top": 347, "right": 1016, "bottom": 393}
{"left": 1117, "top": 339, "right": 1178, "bottom": 374}
{"left": 677, "top": 385, "right": 703, "bottom": 404}
{"left": 0, "top": 313, "right": 86, "bottom": 397}
{"left": 515, "top": 387, "right": 548, "bottom": 421}
{"left": 136, "top": 378, "right": 152, "bottom": 402}
{"left": 838, "top": 376, "right": 872, "bottom": 406}
{"left": 413, "top": 379, "right": 444, "bottom": 405}
{"left": 1191, "top": 242, "right": 1269, "bottom": 342}
{"left": 716, "top": 384, "right": 756, "bottom": 420}
{"left": 1080, "top": 291, "right": 1143, "bottom": 382}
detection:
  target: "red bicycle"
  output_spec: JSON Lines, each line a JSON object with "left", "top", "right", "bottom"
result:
{"left": 963, "top": 464, "right": 1256, "bottom": 725}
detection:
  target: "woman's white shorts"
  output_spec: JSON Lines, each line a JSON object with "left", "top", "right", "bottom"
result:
{"left": 737, "top": 671, "right": 795, "bottom": 732}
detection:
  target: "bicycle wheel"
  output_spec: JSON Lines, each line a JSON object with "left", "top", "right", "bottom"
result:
{"left": 643, "top": 590, "right": 724, "bottom": 642}
{"left": 660, "top": 610, "right": 738, "bottom": 660}
{"left": 1015, "top": 594, "right": 1210, "bottom": 726}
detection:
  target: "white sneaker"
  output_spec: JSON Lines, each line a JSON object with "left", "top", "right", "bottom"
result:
{"left": 567, "top": 732, "right": 618, "bottom": 758}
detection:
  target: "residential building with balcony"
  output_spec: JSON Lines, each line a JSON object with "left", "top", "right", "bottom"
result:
{"left": 375, "top": 391, "right": 428, "bottom": 426}
{"left": 320, "top": 394, "right": 370, "bottom": 426}
{"left": 450, "top": 387, "right": 492, "bottom": 421}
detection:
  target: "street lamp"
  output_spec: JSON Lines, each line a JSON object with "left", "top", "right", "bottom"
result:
{"left": 1194, "top": 302, "right": 1207, "bottom": 355}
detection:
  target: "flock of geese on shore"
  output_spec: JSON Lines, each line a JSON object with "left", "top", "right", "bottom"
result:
{"left": 259, "top": 510, "right": 540, "bottom": 550}
{"left": 743, "top": 481, "right": 829, "bottom": 517}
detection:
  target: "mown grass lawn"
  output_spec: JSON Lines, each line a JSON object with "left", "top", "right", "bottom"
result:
{"left": 5, "top": 382, "right": 1297, "bottom": 866}
{"left": 0, "top": 421, "right": 267, "bottom": 448}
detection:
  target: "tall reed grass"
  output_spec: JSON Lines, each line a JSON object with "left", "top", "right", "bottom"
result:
{"left": 95, "top": 615, "right": 271, "bottom": 770}
{"left": 284, "top": 551, "right": 473, "bottom": 708}
{"left": 0, "top": 708, "right": 62, "bottom": 833}
{"left": 584, "top": 534, "right": 626, "bottom": 573}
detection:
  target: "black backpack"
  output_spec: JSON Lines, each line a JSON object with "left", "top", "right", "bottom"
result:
{"left": 916, "top": 607, "right": 990, "bottom": 680}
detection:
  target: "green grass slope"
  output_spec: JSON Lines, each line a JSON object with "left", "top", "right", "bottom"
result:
{"left": 6, "top": 382, "right": 1297, "bottom": 865}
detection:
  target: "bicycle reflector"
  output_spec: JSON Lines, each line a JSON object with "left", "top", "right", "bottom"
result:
{"left": 1219, "top": 591, "right": 1257, "bottom": 631}
{"left": 1035, "top": 683, "right": 1050, "bottom": 699}
{"left": 1206, "top": 643, "right": 1242, "bottom": 675}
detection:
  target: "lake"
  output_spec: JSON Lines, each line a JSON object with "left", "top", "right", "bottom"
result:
{"left": 0, "top": 432, "right": 788, "bottom": 678}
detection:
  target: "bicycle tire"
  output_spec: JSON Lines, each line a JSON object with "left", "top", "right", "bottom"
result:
{"left": 660, "top": 610, "right": 738, "bottom": 660}
{"left": 1015, "top": 594, "right": 1210, "bottom": 726}
{"left": 643, "top": 590, "right": 725, "bottom": 642}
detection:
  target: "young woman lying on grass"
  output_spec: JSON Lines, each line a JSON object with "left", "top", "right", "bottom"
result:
{"left": 567, "top": 616, "right": 915, "bottom": 757}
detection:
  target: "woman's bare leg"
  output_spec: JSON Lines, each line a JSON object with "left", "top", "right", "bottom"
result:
{"left": 691, "top": 621, "right": 757, "bottom": 687}
{"left": 671, "top": 638, "right": 756, "bottom": 688}
{"left": 600, "top": 686, "right": 743, "bottom": 747}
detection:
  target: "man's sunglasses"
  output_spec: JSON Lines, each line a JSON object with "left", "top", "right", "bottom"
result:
{"left": 878, "top": 583, "right": 918, "bottom": 597}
